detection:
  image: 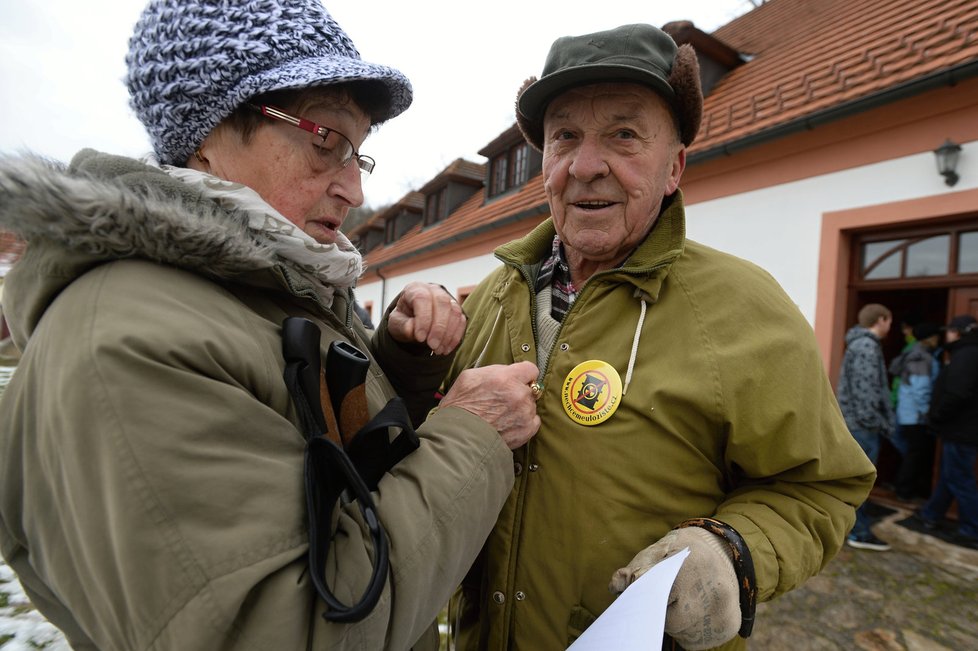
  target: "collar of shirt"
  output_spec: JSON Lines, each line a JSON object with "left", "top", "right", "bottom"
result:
{"left": 535, "top": 236, "right": 577, "bottom": 322}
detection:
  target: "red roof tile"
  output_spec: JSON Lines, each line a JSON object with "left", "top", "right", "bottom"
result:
{"left": 417, "top": 158, "right": 486, "bottom": 194}
{"left": 693, "top": 0, "right": 978, "bottom": 155}
{"left": 364, "top": 173, "right": 548, "bottom": 267}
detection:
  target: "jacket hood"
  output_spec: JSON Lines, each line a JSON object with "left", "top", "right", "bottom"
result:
{"left": 0, "top": 150, "right": 278, "bottom": 348}
{"left": 845, "top": 325, "right": 878, "bottom": 346}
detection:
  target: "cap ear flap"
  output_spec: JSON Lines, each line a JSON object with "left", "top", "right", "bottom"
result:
{"left": 514, "top": 76, "right": 543, "bottom": 152}
{"left": 669, "top": 44, "right": 703, "bottom": 146}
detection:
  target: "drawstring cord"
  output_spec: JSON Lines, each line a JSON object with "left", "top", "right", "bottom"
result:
{"left": 623, "top": 299, "right": 647, "bottom": 395}
{"left": 474, "top": 304, "right": 504, "bottom": 369}
{"left": 472, "top": 296, "right": 645, "bottom": 395}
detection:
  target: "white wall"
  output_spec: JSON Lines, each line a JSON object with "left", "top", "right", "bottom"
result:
{"left": 356, "top": 139, "right": 978, "bottom": 322}
{"left": 686, "top": 139, "right": 977, "bottom": 323}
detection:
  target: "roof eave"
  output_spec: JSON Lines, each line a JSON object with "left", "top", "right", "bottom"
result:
{"left": 689, "top": 59, "right": 978, "bottom": 165}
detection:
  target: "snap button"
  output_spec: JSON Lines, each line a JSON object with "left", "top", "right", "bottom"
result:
{"left": 559, "top": 343, "right": 569, "bottom": 351}
{"left": 514, "top": 462, "right": 523, "bottom": 476}
{"left": 521, "top": 343, "right": 531, "bottom": 352}
{"left": 492, "top": 591, "right": 505, "bottom": 604}
{"left": 529, "top": 463, "right": 540, "bottom": 472}
{"left": 515, "top": 591, "right": 526, "bottom": 601}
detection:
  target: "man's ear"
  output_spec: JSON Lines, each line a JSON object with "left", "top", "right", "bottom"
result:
{"left": 665, "top": 146, "right": 687, "bottom": 196}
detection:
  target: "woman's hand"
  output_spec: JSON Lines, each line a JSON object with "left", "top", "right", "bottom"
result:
{"left": 386, "top": 282, "right": 466, "bottom": 356}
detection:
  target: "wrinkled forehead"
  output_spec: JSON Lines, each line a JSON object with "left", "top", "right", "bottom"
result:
{"left": 544, "top": 82, "right": 677, "bottom": 128}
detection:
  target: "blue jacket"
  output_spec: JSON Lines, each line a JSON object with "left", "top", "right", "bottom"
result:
{"left": 893, "top": 342, "right": 939, "bottom": 425}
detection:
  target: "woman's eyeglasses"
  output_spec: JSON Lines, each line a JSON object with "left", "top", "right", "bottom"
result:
{"left": 252, "top": 104, "right": 375, "bottom": 175}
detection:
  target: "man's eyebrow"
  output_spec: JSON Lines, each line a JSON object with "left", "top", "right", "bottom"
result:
{"left": 547, "top": 108, "right": 645, "bottom": 123}
{"left": 609, "top": 111, "right": 643, "bottom": 123}
{"left": 548, "top": 107, "right": 572, "bottom": 121}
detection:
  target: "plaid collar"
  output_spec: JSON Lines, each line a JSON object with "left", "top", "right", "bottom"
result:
{"left": 535, "top": 235, "right": 638, "bottom": 321}
{"left": 535, "top": 236, "right": 578, "bottom": 322}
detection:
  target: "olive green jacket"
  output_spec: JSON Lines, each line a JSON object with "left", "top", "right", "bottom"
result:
{"left": 0, "top": 151, "right": 514, "bottom": 650}
{"left": 444, "top": 192, "right": 876, "bottom": 650}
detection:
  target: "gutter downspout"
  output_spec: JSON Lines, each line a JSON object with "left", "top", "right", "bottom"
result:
{"left": 375, "top": 265, "right": 388, "bottom": 315}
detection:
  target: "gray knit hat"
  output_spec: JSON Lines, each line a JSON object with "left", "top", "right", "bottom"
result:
{"left": 126, "top": 0, "right": 413, "bottom": 166}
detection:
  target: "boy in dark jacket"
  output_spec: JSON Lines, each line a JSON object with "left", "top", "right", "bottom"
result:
{"left": 837, "top": 303, "right": 895, "bottom": 550}
{"left": 918, "top": 314, "right": 978, "bottom": 549}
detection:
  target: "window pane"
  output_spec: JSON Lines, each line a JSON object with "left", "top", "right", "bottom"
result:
{"left": 862, "top": 240, "right": 903, "bottom": 279}
{"left": 906, "top": 235, "right": 949, "bottom": 277}
{"left": 491, "top": 156, "right": 507, "bottom": 196}
{"left": 510, "top": 144, "right": 528, "bottom": 185}
{"left": 958, "top": 231, "right": 978, "bottom": 274}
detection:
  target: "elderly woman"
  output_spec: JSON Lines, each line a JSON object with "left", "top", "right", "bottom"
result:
{"left": 0, "top": 1, "right": 540, "bottom": 649}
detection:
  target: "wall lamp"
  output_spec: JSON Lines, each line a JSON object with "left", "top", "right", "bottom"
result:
{"left": 933, "top": 138, "right": 962, "bottom": 187}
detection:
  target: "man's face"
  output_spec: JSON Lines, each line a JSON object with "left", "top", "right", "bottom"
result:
{"left": 875, "top": 315, "right": 892, "bottom": 338}
{"left": 946, "top": 329, "right": 961, "bottom": 344}
{"left": 540, "top": 83, "right": 685, "bottom": 274}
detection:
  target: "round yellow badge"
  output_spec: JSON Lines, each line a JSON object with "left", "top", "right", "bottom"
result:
{"left": 561, "top": 360, "right": 623, "bottom": 426}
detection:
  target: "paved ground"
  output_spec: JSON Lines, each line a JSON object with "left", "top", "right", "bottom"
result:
{"left": 750, "top": 498, "right": 978, "bottom": 651}
{"left": 2, "top": 497, "right": 977, "bottom": 650}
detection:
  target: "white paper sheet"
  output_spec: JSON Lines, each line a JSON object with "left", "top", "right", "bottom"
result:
{"left": 567, "top": 547, "right": 689, "bottom": 651}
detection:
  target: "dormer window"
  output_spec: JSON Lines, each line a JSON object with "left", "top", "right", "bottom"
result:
{"left": 480, "top": 124, "right": 542, "bottom": 201}
{"left": 488, "top": 142, "right": 531, "bottom": 198}
{"left": 425, "top": 187, "right": 447, "bottom": 225}
{"left": 490, "top": 156, "right": 507, "bottom": 196}
{"left": 385, "top": 209, "right": 422, "bottom": 243}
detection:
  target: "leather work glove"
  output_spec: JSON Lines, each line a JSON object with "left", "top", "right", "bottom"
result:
{"left": 609, "top": 527, "right": 740, "bottom": 651}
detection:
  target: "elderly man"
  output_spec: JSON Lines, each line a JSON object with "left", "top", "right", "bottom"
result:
{"left": 443, "top": 23, "right": 876, "bottom": 651}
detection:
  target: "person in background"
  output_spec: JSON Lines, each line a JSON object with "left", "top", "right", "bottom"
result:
{"left": 837, "top": 303, "right": 896, "bottom": 551}
{"left": 0, "top": 1, "right": 540, "bottom": 649}
{"left": 892, "top": 322, "right": 942, "bottom": 502}
{"left": 887, "top": 313, "right": 919, "bottom": 458}
{"left": 442, "top": 23, "right": 876, "bottom": 651}
{"left": 354, "top": 299, "right": 375, "bottom": 329}
{"left": 916, "top": 314, "right": 978, "bottom": 550}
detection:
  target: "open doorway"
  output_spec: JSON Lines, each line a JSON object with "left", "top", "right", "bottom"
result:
{"left": 849, "top": 287, "right": 947, "bottom": 488}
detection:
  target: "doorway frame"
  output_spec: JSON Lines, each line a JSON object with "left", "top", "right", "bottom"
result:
{"left": 816, "top": 187, "right": 978, "bottom": 382}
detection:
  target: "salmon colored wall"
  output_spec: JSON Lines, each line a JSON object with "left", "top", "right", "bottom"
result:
{"left": 680, "top": 77, "right": 978, "bottom": 378}
{"left": 681, "top": 77, "right": 978, "bottom": 204}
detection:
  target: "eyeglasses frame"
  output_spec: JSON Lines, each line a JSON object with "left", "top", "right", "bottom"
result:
{"left": 252, "top": 104, "right": 375, "bottom": 175}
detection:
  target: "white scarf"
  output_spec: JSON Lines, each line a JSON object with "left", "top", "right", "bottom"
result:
{"left": 149, "top": 157, "right": 363, "bottom": 307}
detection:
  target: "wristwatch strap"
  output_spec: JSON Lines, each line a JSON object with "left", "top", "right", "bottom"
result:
{"left": 674, "top": 517, "right": 757, "bottom": 638}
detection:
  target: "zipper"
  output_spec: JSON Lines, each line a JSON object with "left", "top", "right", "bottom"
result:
{"left": 511, "top": 260, "right": 669, "bottom": 387}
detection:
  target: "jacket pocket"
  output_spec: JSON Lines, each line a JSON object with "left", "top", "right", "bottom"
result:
{"left": 566, "top": 604, "right": 597, "bottom": 646}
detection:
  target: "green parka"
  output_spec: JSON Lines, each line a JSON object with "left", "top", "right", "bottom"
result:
{"left": 0, "top": 151, "right": 515, "bottom": 651}
{"left": 444, "top": 192, "right": 876, "bottom": 650}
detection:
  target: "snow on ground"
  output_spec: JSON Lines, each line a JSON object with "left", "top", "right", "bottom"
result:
{"left": 0, "top": 561, "right": 69, "bottom": 650}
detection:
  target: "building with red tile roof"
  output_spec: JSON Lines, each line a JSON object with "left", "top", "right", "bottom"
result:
{"left": 349, "top": 0, "right": 978, "bottom": 385}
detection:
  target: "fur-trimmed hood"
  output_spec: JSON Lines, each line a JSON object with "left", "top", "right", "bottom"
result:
{"left": 0, "top": 149, "right": 280, "bottom": 348}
